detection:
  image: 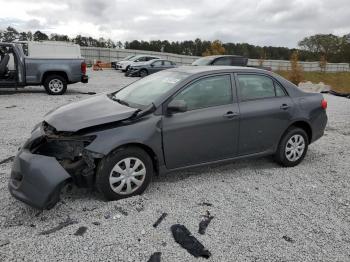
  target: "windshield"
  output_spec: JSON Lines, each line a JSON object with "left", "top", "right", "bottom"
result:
{"left": 124, "top": 55, "right": 135, "bottom": 60}
{"left": 112, "top": 71, "right": 189, "bottom": 108}
{"left": 192, "top": 57, "right": 214, "bottom": 66}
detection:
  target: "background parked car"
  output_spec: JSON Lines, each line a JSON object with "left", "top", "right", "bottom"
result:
{"left": 116, "top": 55, "right": 161, "bottom": 72}
{"left": 192, "top": 55, "right": 248, "bottom": 66}
{"left": 111, "top": 55, "right": 135, "bottom": 69}
{"left": 125, "top": 59, "right": 177, "bottom": 77}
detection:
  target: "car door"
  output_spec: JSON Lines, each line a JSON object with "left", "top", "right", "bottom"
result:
{"left": 162, "top": 74, "right": 240, "bottom": 169}
{"left": 235, "top": 73, "right": 293, "bottom": 155}
{"left": 150, "top": 60, "right": 163, "bottom": 73}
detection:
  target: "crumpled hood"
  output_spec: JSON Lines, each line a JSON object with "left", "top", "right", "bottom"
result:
{"left": 44, "top": 94, "right": 138, "bottom": 132}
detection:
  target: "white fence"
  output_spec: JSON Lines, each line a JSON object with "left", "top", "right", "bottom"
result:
{"left": 81, "top": 47, "right": 350, "bottom": 72}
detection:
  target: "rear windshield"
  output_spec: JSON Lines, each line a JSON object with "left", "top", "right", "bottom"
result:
{"left": 192, "top": 57, "right": 214, "bottom": 66}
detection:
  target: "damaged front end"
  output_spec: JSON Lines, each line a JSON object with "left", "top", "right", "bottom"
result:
{"left": 9, "top": 122, "right": 104, "bottom": 209}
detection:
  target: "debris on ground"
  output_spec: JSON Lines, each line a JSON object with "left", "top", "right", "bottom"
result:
{"left": 198, "top": 211, "right": 214, "bottom": 235}
{"left": 5, "top": 105, "right": 16, "bottom": 109}
{"left": 113, "top": 214, "right": 121, "bottom": 219}
{"left": 92, "top": 222, "right": 100, "bottom": 226}
{"left": 198, "top": 202, "right": 213, "bottom": 207}
{"left": 104, "top": 213, "right": 111, "bottom": 219}
{"left": 141, "top": 229, "right": 146, "bottom": 235}
{"left": 0, "top": 156, "right": 15, "bottom": 165}
{"left": 282, "top": 235, "right": 295, "bottom": 243}
{"left": 74, "top": 226, "right": 88, "bottom": 236}
{"left": 82, "top": 207, "right": 98, "bottom": 212}
{"left": 77, "top": 91, "right": 97, "bottom": 95}
{"left": 39, "top": 218, "right": 78, "bottom": 235}
{"left": 147, "top": 252, "right": 161, "bottom": 262}
{"left": 153, "top": 213, "right": 168, "bottom": 228}
{"left": 115, "top": 205, "right": 128, "bottom": 216}
{"left": 0, "top": 239, "right": 10, "bottom": 247}
{"left": 171, "top": 224, "right": 211, "bottom": 259}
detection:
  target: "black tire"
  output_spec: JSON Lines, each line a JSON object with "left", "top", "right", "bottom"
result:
{"left": 139, "top": 69, "right": 148, "bottom": 77}
{"left": 43, "top": 74, "right": 67, "bottom": 95}
{"left": 95, "top": 146, "right": 153, "bottom": 201}
{"left": 274, "top": 127, "right": 309, "bottom": 167}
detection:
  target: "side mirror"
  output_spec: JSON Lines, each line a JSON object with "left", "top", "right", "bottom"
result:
{"left": 167, "top": 100, "right": 187, "bottom": 114}
{"left": 150, "top": 64, "right": 154, "bottom": 67}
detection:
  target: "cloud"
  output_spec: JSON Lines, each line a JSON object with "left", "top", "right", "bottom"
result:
{"left": 0, "top": 0, "right": 349, "bottom": 47}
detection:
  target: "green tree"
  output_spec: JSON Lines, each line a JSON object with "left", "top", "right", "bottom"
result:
{"left": 33, "top": 31, "right": 49, "bottom": 41}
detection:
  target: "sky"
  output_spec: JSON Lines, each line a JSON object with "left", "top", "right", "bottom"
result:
{"left": 0, "top": 0, "right": 349, "bottom": 48}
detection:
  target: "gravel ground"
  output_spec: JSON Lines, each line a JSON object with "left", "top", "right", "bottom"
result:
{"left": 0, "top": 69, "right": 349, "bottom": 262}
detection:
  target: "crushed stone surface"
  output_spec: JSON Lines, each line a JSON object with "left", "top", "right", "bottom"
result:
{"left": 0, "top": 69, "right": 349, "bottom": 261}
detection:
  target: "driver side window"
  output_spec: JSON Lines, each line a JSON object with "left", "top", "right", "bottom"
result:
{"left": 172, "top": 75, "right": 232, "bottom": 111}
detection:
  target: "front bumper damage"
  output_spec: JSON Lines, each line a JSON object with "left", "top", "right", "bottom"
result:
{"left": 8, "top": 123, "right": 103, "bottom": 209}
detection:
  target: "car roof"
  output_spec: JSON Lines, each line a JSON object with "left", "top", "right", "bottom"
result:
{"left": 198, "top": 55, "right": 245, "bottom": 59}
{"left": 169, "top": 65, "right": 268, "bottom": 74}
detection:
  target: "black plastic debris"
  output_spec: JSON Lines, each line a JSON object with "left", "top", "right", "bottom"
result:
{"left": 39, "top": 218, "right": 78, "bottom": 235}
{"left": 0, "top": 239, "right": 10, "bottom": 247}
{"left": 198, "top": 202, "right": 213, "bottom": 207}
{"left": 198, "top": 211, "right": 214, "bottom": 235}
{"left": 147, "top": 252, "right": 161, "bottom": 262}
{"left": 0, "top": 156, "right": 14, "bottom": 165}
{"left": 115, "top": 205, "right": 128, "bottom": 216}
{"left": 5, "top": 105, "right": 16, "bottom": 109}
{"left": 92, "top": 222, "right": 100, "bottom": 226}
{"left": 74, "top": 226, "right": 88, "bottom": 236}
{"left": 153, "top": 213, "right": 167, "bottom": 228}
{"left": 171, "top": 224, "right": 211, "bottom": 259}
{"left": 77, "top": 91, "right": 97, "bottom": 95}
{"left": 282, "top": 235, "right": 295, "bottom": 243}
{"left": 104, "top": 213, "right": 111, "bottom": 219}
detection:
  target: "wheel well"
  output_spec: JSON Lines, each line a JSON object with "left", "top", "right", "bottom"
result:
{"left": 290, "top": 121, "right": 312, "bottom": 143}
{"left": 42, "top": 71, "right": 68, "bottom": 84}
{"left": 112, "top": 143, "right": 159, "bottom": 175}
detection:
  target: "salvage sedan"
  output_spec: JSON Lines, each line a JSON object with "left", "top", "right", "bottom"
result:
{"left": 9, "top": 66, "right": 328, "bottom": 209}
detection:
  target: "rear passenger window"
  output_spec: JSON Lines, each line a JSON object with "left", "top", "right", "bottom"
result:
{"left": 275, "top": 82, "right": 286, "bottom": 96}
{"left": 164, "top": 61, "right": 172, "bottom": 66}
{"left": 237, "top": 75, "right": 283, "bottom": 100}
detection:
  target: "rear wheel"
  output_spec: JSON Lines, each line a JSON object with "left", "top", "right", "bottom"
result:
{"left": 44, "top": 74, "right": 67, "bottom": 95}
{"left": 95, "top": 147, "right": 153, "bottom": 200}
{"left": 274, "top": 127, "right": 308, "bottom": 167}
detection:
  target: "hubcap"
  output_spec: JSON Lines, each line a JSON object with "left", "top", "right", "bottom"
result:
{"left": 285, "top": 134, "right": 305, "bottom": 162}
{"left": 140, "top": 70, "right": 147, "bottom": 77}
{"left": 109, "top": 157, "right": 146, "bottom": 195}
{"left": 48, "top": 79, "right": 63, "bottom": 93}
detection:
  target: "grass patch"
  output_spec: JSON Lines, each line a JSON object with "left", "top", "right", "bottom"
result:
{"left": 275, "top": 71, "right": 350, "bottom": 93}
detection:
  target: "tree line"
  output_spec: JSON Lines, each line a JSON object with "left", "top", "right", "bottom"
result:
{"left": 1, "top": 26, "right": 349, "bottom": 63}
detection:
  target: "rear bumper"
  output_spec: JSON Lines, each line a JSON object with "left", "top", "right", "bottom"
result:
{"left": 8, "top": 149, "right": 71, "bottom": 209}
{"left": 311, "top": 111, "right": 328, "bottom": 143}
{"left": 81, "top": 75, "right": 89, "bottom": 83}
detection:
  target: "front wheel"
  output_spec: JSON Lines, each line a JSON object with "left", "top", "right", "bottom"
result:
{"left": 44, "top": 74, "right": 67, "bottom": 95}
{"left": 95, "top": 147, "right": 153, "bottom": 200}
{"left": 139, "top": 69, "right": 148, "bottom": 77}
{"left": 274, "top": 127, "right": 308, "bottom": 167}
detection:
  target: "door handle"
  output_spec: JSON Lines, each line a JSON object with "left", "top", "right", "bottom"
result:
{"left": 280, "top": 104, "right": 290, "bottom": 110}
{"left": 223, "top": 111, "right": 239, "bottom": 119}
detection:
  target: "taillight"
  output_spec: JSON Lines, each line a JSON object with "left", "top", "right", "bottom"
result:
{"left": 81, "top": 62, "right": 87, "bottom": 75}
{"left": 321, "top": 99, "right": 327, "bottom": 109}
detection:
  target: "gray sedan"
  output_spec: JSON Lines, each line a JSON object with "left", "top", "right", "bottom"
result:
{"left": 9, "top": 66, "right": 327, "bottom": 209}
{"left": 126, "top": 59, "right": 177, "bottom": 77}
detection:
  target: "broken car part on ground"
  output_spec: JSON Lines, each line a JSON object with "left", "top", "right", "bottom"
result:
{"left": 9, "top": 67, "right": 327, "bottom": 209}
